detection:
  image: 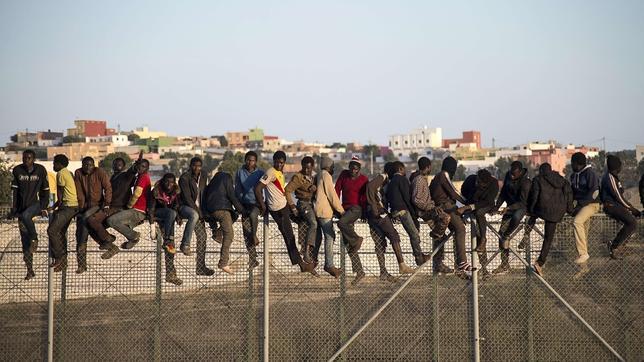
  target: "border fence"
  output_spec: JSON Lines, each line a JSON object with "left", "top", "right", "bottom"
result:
{"left": 0, "top": 208, "right": 642, "bottom": 361}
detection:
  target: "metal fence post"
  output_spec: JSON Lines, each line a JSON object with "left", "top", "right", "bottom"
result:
{"left": 246, "top": 262, "right": 256, "bottom": 361}
{"left": 525, "top": 235, "right": 534, "bottom": 361}
{"left": 47, "top": 253, "right": 54, "bottom": 362}
{"left": 262, "top": 214, "right": 270, "bottom": 362}
{"left": 338, "top": 237, "right": 347, "bottom": 361}
{"left": 470, "top": 219, "right": 480, "bottom": 362}
{"left": 153, "top": 228, "right": 162, "bottom": 362}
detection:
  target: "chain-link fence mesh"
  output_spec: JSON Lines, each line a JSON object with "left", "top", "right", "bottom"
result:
{"left": 0, "top": 206, "right": 642, "bottom": 361}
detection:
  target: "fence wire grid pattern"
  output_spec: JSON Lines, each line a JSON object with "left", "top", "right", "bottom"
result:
{"left": 0, "top": 208, "right": 642, "bottom": 361}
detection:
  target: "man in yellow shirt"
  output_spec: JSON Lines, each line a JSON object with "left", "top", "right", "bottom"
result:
{"left": 47, "top": 154, "right": 80, "bottom": 271}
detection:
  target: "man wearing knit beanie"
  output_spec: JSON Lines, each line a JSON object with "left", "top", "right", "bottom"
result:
{"left": 569, "top": 152, "right": 600, "bottom": 269}
{"left": 600, "top": 154, "right": 641, "bottom": 259}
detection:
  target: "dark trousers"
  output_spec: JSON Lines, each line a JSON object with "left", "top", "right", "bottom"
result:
{"left": 447, "top": 211, "right": 468, "bottom": 268}
{"left": 86, "top": 207, "right": 121, "bottom": 245}
{"left": 337, "top": 206, "right": 363, "bottom": 249}
{"left": 270, "top": 207, "right": 302, "bottom": 265}
{"left": 47, "top": 206, "right": 79, "bottom": 259}
{"left": 473, "top": 207, "right": 493, "bottom": 250}
{"left": 536, "top": 221, "right": 557, "bottom": 266}
{"left": 604, "top": 203, "right": 637, "bottom": 248}
{"left": 500, "top": 208, "right": 527, "bottom": 240}
{"left": 17, "top": 203, "right": 42, "bottom": 265}
{"left": 76, "top": 206, "right": 101, "bottom": 245}
{"left": 211, "top": 210, "right": 234, "bottom": 267}
{"left": 242, "top": 204, "right": 260, "bottom": 261}
{"left": 368, "top": 214, "right": 402, "bottom": 246}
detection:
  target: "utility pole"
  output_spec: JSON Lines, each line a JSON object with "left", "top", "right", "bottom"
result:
{"left": 602, "top": 137, "right": 606, "bottom": 152}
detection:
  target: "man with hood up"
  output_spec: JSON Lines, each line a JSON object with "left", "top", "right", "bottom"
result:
{"left": 527, "top": 163, "right": 573, "bottom": 276}
{"left": 569, "top": 152, "right": 601, "bottom": 265}
{"left": 601, "top": 155, "right": 641, "bottom": 260}
{"left": 491, "top": 161, "right": 532, "bottom": 275}
{"left": 429, "top": 156, "right": 471, "bottom": 278}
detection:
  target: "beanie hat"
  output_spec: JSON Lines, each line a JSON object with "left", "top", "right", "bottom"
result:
{"left": 441, "top": 156, "right": 458, "bottom": 176}
{"left": 606, "top": 155, "right": 621, "bottom": 173}
{"left": 320, "top": 157, "right": 334, "bottom": 170}
{"left": 571, "top": 152, "right": 587, "bottom": 166}
{"left": 350, "top": 155, "right": 361, "bottom": 165}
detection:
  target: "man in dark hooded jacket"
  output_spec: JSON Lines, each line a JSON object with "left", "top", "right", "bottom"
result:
{"left": 527, "top": 163, "right": 573, "bottom": 276}
{"left": 429, "top": 156, "right": 471, "bottom": 278}
{"left": 492, "top": 161, "right": 531, "bottom": 274}
{"left": 460, "top": 169, "right": 499, "bottom": 275}
{"left": 601, "top": 155, "right": 641, "bottom": 260}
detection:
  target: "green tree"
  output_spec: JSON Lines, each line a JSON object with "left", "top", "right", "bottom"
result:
{"left": 0, "top": 158, "right": 13, "bottom": 205}
{"left": 383, "top": 149, "right": 398, "bottom": 162}
{"left": 217, "top": 151, "right": 245, "bottom": 175}
{"left": 62, "top": 135, "right": 84, "bottom": 143}
{"left": 100, "top": 152, "right": 133, "bottom": 174}
{"left": 127, "top": 133, "right": 140, "bottom": 143}
{"left": 494, "top": 157, "right": 512, "bottom": 179}
{"left": 409, "top": 152, "right": 419, "bottom": 163}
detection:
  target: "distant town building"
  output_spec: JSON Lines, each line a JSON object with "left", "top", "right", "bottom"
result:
{"left": 389, "top": 126, "right": 442, "bottom": 158}
{"left": 225, "top": 131, "right": 249, "bottom": 148}
{"left": 442, "top": 130, "right": 481, "bottom": 149}
{"left": 67, "top": 120, "right": 114, "bottom": 137}
{"left": 248, "top": 127, "right": 264, "bottom": 142}
{"left": 636, "top": 145, "right": 644, "bottom": 163}
{"left": 132, "top": 126, "right": 167, "bottom": 139}
{"left": 9, "top": 130, "right": 64, "bottom": 148}
{"left": 47, "top": 142, "right": 116, "bottom": 161}
{"left": 263, "top": 136, "right": 281, "bottom": 152}
{"left": 86, "top": 134, "right": 130, "bottom": 147}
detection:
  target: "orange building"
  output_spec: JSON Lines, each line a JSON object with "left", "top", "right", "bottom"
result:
{"left": 443, "top": 130, "right": 481, "bottom": 149}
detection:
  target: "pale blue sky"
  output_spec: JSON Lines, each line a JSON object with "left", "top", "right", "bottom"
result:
{"left": 1, "top": 0, "right": 643, "bottom": 150}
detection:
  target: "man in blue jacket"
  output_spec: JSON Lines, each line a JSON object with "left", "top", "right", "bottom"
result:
{"left": 569, "top": 152, "right": 600, "bottom": 265}
{"left": 235, "top": 151, "right": 265, "bottom": 270}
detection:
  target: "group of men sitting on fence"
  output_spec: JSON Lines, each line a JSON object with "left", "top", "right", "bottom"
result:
{"left": 7, "top": 148, "right": 644, "bottom": 286}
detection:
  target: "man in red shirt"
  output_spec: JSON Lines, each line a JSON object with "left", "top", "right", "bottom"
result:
{"left": 106, "top": 160, "right": 151, "bottom": 249}
{"left": 335, "top": 156, "right": 368, "bottom": 284}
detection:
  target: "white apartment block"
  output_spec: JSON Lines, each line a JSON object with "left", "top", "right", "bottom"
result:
{"left": 388, "top": 126, "right": 442, "bottom": 158}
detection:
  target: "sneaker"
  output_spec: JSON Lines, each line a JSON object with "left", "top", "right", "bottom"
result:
{"left": 53, "top": 257, "right": 67, "bottom": 272}
{"left": 76, "top": 265, "right": 87, "bottom": 274}
{"left": 165, "top": 272, "right": 183, "bottom": 286}
{"left": 50, "top": 256, "right": 66, "bottom": 270}
{"left": 455, "top": 268, "right": 472, "bottom": 281}
{"left": 101, "top": 244, "right": 120, "bottom": 260}
{"left": 398, "top": 262, "right": 415, "bottom": 275}
{"left": 179, "top": 244, "right": 193, "bottom": 256}
{"left": 418, "top": 253, "right": 432, "bottom": 267}
{"left": 572, "top": 264, "right": 590, "bottom": 280}
{"left": 164, "top": 243, "right": 176, "bottom": 254}
{"left": 121, "top": 239, "right": 139, "bottom": 250}
{"left": 351, "top": 271, "right": 366, "bottom": 286}
{"left": 609, "top": 247, "right": 624, "bottom": 260}
{"left": 218, "top": 265, "right": 234, "bottom": 275}
{"left": 324, "top": 266, "right": 342, "bottom": 278}
{"left": 196, "top": 266, "right": 215, "bottom": 276}
{"left": 433, "top": 263, "right": 453, "bottom": 275}
{"left": 574, "top": 254, "right": 590, "bottom": 265}
{"left": 532, "top": 263, "right": 543, "bottom": 277}
{"left": 492, "top": 263, "right": 510, "bottom": 275}
{"left": 379, "top": 271, "right": 397, "bottom": 282}
{"left": 25, "top": 270, "right": 36, "bottom": 280}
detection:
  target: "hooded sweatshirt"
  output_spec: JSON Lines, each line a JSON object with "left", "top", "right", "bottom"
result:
{"left": 496, "top": 169, "right": 531, "bottom": 211}
{"left": 528, "top": 170, "right": 573, "bottom": 222}
{"left": 570, "top": 165, "right": 599, "bottom": 207}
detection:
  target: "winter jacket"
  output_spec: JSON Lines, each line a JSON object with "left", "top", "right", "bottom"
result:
{"left": 639, "top": 174, "right": 644, "bottom": 208}
{"left": 496, "top": 169, "right": 531, "bottom": 211}
{"left": 528, "top": 171, "right": 573, "bottom": 223}
{"left": 386, "top": 173, "right": 415, "bottom": 213}
{"left": 315, "top": 170, "right": 344, "bottom": 219}
{"left": 179, "top": 171, "right": 207, "bottom": 216}
{"left": 11, "top": 163, "right": 50, "bottom": 212}
{"left": 429, "top": 171, "right": 466, "bottom": 209}
{"left": 74, "top": 167, "right": 112, "bottom": 210}
{"left": 570, "top": 165, "right": 600, "bottom": 208}
{"left": 285, "top": 171, "right": 316, "bottom": 206}
{"left": 203, "top": 172, "right": 245, "bottom": 214}
{"left": 461, "top": 175, "right": 499, "bottom": 210}
{"left": 148, "top": 180, "right": 181, "bottom": 216}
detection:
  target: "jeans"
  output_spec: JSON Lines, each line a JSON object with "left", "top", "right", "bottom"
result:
{"left": 316, "top": 218, "right": 336, "bottom": 268}
{"left": 500, "top": 208, "right": 527, "bottom": 241}
{"left": 536, "top": 221, "right": 557, "bottom": 266}
{"left": 76, "top": 206, "right": 100, "bottom": 245}
{"left": 603, "top": 202, "right": 637, "bottom": 248}
{"left": 155, "top": 208, "right": 177, "bottom": 241}
{"left": 211, "top": 210, "right": 234, "bottom": 267}
{"left": 368, "top": 214, "right": 402, "bottom": 246}
{"left": 393, "top": 210, "right": 424, "bottom": 264}
{"left": 337, "top": 205, "right": 363, "bottom": 250}
{"left": 86, "top": 207, "right": 121, "bottom": 245}
{"left": 47, "top": 206, "right": 79, "bottom": 259}
{"left": 573, "top": 203, "right": 600, "bottom": 257}
{"left": 179, "top": 205, "right": 199, "bottom": 247}
{"left": 270, "top": 207, "right": 302, "bottom": 265}
{"left": 17, "top": 203, "right": 42, "bottom": 253}
{"left": 107, "top": 208, "right": 146, "bottom": 241}
{"left": 242, "top": 204, "right": 260, "bottom": 255}
{"left": 297, "top": 200, "right": 318, "bottom": 247}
